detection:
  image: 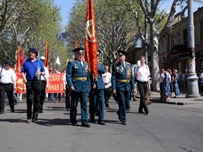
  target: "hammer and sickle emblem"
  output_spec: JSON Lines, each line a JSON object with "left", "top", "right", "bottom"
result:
{"left": 86, "top": 19, "right": 97, "bottom": 42}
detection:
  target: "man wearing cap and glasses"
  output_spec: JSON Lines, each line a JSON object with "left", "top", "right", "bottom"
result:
{"left": 21, "top": 48, "right": 45, "bottom": 123}
{"left": 112, "top": 50, "right": 135, "bottom": 125}
{"left": 66, "top": 47, "right": 91, "bottom": 127}
{"left": 89, "top": 50, "right": 106, "bottom": 125}
{"left": 39, "top": 56, "right": 50, "bottom": 113}
{"left": 0, "top": 60, "right": 17, "bottom": 114}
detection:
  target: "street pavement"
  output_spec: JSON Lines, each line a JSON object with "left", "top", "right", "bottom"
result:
{"left": 0, "top": 91, "right": 203, "bottom": 152}
{"left": 143, "top": 90, "right": 203, "bottom": 105}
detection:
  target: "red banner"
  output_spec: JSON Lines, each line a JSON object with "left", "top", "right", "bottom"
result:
{"left": 85, "top": 0, "right": 98, "bottom": 78}
{"left": 15, "top": 73, "right": 65, "bottom": 93}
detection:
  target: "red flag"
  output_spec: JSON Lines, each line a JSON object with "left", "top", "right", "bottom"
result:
{"left": 85, "top": 0, "right": 98, "bottom": 78}
{"left": 16, "top": 46, "right": 25, "bottom": 73}
{"left": 45, "top": 41, "right": 49, "bottom": 69}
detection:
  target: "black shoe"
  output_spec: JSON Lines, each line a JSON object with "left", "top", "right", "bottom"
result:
{"left": 145, "top": 110, "right": 149, "bottom": 115}
{"left": 116, "top": 111, "right": 121, "bottom": 121}
{"left": 121, "top": 122, "right": 127, "bottom": 125}
{"left": 98, "top": 121, "right": 106, "bottom": 125}
{"left": 138, "top": 111, "right": 145, "bottom": 114}
{"left": 11, "top": 109, "right": 15, "bottom": 113}
{"left": 71, "top": 122, "right": 78, "bottom": 126}
{"left": 39, "top": 110, "right": 43, "bottom": 113}
{"left": 105, "top": 103, "right": 110, "bottom": 108}
{"left": 126, "top": 105, "right": 131, "bottom": 111}
{"left": 31, "top": 119, "right": 38, "bottom": 123}
{"left": 81, "top": 123, "right": 91, "bottom": 127}
{"left": 0, "top": 111, "right": 4, "bottom": 114}
{"left": 66, "top": 108, "right": 70, "bottom": 111}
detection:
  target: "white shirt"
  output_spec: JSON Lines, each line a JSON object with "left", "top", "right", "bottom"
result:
{"left": 0, "top": 68, "right": 16, "bottom": 84}
{"left": 134, "top": 64, "right": 150, "bottom": 82}
{"left": 62, "top": 72, "right": 67, "bottom": 84}
{"left": 41, "top": 66, "right": 49, "bottom": 80}
{"left": 102, "top": 72, "right": 112, "bottom": 88}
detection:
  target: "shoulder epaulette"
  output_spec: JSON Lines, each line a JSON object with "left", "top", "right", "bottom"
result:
{"left": 114, "top": 61, "right": 119, "bottom": 66}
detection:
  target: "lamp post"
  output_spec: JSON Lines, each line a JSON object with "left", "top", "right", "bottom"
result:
{"left": 186, "top": 0, "right": 200, "bottom": 98}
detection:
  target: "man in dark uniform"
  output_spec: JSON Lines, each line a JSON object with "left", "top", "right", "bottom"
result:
{"left": 89, "top": 50, "right": 106, "bottom": 125}
{"left": 112, "top": 50, "right": 135, "bottom": 125}
{"left": 66, "top": 47, "right": 91, "bottom": 127}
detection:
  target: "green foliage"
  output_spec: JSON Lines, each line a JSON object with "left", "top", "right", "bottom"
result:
{"left": 0, "top": 0, "right": 67, "bottom": 70}
{"left": 66, "top": 0, "right": 139, "bottom": 65}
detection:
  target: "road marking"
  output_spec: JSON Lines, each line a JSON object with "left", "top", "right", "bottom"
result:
{"left": 179, "top": 114, "right": 190, "bottom": 115}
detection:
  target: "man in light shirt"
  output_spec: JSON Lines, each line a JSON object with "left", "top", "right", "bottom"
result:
{"left": 134, "top": 56, "right": 150, "bottom": 115}
{"left": 102, "top": 65, "right": 111, "bottom": 108}
{"left": 39, "top": 56, "right": 50, "bottom": 113}
{"left": 0, "top": 60, "right": 17, "bottom": 114}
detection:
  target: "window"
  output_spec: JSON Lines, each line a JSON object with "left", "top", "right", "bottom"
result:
{"left": 200, "top": 20, "right": 203, "bottom": 42}
{"left": 171, "top": 35, "right": 174, "bottom": 47}
{"left": 183, "top": 28, "right": 187, "bottom": 45}
{"left": 177, "top": 32, "right": 180, "bottom": 45}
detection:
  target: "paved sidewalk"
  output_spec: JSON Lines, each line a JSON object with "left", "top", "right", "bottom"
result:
{"left": 141, "top": 90, "right": 203, "bottom": 105}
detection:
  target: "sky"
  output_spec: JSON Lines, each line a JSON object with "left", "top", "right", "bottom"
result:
{"left": 54, "top": 0, "right": 203, "bottom": 30}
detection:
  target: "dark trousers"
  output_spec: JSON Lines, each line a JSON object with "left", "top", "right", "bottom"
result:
{"left": 116, "top": 90, "right": 131, "bottom": 122}
{"left": 70, "top": 91, "right": 88, "bottom": 124}
{"left": 65, "top": 84, "right": 71, "bottom": 109}
{"left": 104, "top": 88, "right": 111, "bottom": 104}
{"left": 0, "top": 83, "right": 14, "bottom": 112}
{"left": 89, "top": 89, "right": 105, "bottom": 121}
{"left": 26, "top": 81, "right": 42, "bottom": 119}
{"left": 137, "top": 81, "right": 148, "bottom": 113}
{"left": 160, "top": 82, "right": 164, "bottom": 100}
{"left": 40, "top": 81, "right": 46, "bottom": 111}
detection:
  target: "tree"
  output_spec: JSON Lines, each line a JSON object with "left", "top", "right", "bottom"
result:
{"left": 0, "top": 0, "right": 68, "bottom": 69}
{"left": 66, "top": 0, "right": 139, "bottom": 67}
{"left": 129, "top": 0, "right": 200, "bottom": 91}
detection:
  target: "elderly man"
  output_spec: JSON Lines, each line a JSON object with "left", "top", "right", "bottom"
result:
{"left": 112, "top": 50, "right": 135, "bottom": 125}
{"left": 21, "top": 48, "right": 45, "bottom": 123}
{"left": 66, "top": 47, "right": 91, "bottom": 127}
{"left": 39, "top": 56, "right": 49, "bottom": 113}
{"left": 0, "top": 60, "right": 16, "bottom": 114}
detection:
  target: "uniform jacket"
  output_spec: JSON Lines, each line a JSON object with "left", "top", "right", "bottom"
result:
{"left": 91, "top": 62, "right": 105, "bottom": 90}
{"left": 112, "top": 61, "right": 134, "bottom": 91}
{"left": 66, "top": 59, "right": 90, "bottom": 92}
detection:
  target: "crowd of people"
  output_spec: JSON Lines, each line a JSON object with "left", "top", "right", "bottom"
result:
{"left": 0, "top": 46, "right": 172, "bottom": 127}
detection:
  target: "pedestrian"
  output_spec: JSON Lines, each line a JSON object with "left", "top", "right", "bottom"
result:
{"left": 198, "top": 70, "right": 203, "bottom": 95}
{"left": 21, "top": 48, "right": 45, "bottom": 123}
{"left": 134, "top": 55, "right": 150, "bottom": 115}
{"left": 48, "top": 68, "right": 54, "bottom": 101}
{"left": 159, "top": 69, "right": 165, "bottom": 101}
{"left": 62, "top": 70, "right": 71, "bottom": 111}
{"left": 66, "top": 47, "right": 91, "bottom": 127}
{"left": 102, "top": 65, "right": 112, "bottom": 108}
{"left": 162, "top": 70, "right": 171, "bottom": 101}
{"left": 112, "top": 50, "right": 135, "bottom": 125}
{"left": 0, "top": 60, "right": 17, "bottom": 114}
{"left": 39, "top": 56, "right": 50, "bottom": 113}
{"left": 89, "top": 50, "right": 106, "bottom": 125}
{"left": 173, "top": 69, "right": 180, "bottom": 98}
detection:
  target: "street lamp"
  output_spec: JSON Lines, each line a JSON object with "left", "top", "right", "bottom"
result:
{"left": 186, "top": 0, "right": 200, "bottom": 98}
